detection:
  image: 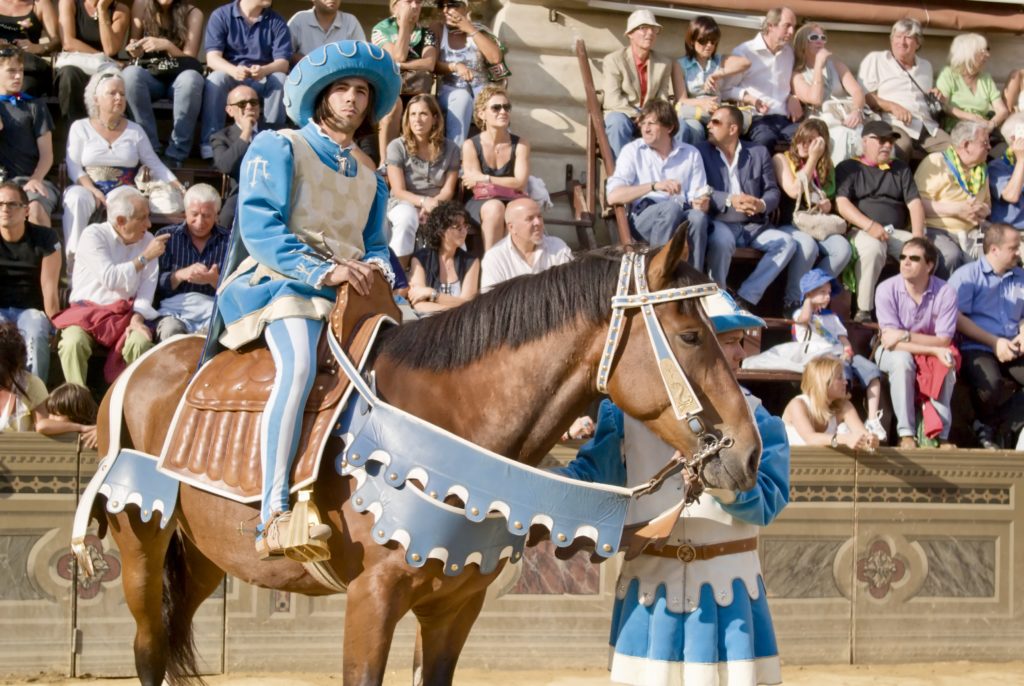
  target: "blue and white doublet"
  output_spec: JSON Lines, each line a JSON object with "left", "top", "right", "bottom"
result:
{"left": 217, "top": 121, "right": 392, "bottom": 350}
{"left": 561, "top": 394, "right": 790, "bottom": 685}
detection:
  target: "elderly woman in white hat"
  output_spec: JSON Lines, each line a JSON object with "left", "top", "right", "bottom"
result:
{"left": 216, "top": 41, "right": 400, "bottom": 559}
{"left": 559, "top": 290, "right": 789, "bottom": 686}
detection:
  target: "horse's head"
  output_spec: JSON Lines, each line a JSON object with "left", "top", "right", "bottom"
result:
{"left": 604, "top": 229, "right": 761, "bottom": 492}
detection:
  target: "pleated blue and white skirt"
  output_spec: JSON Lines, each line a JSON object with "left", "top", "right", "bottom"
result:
{"left": 608, "top": 576, "right": 782, "bottom": 686}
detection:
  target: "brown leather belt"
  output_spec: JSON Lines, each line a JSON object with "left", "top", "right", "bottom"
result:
{"left": 643, "top": 536, "right": 759, "bottom": 563}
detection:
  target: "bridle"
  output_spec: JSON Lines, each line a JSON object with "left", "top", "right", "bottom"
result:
{"left": 596, "top": 251, "right": 734, "bottom": 502}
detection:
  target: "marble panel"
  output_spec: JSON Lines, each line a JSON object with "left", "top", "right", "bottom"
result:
{"left": 915, "top": 538, "right": 996, "bottom": 598}
{"left": 510, "top": 541, "right": 600, "bottom": 595}
{"left": 0, "top": 534, "right": 44, "bottom": 601}
{"left": 762, "top": 538, "right": 844, "bottom": 598}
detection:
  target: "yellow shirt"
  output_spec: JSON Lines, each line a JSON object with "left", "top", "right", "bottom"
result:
{"left": 914, "top": 152, "right": 991, "bottom": 234}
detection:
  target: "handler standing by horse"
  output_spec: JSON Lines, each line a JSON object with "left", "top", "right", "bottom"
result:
{"left": 562, "top": 291, "right": 789, "bottom": 685}
{"left": 216, "top": 41, "right": 400, "bottom": 559}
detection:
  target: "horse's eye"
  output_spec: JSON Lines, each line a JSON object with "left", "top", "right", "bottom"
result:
{"left": 678, "top": 331, "right": 700, "bottom": 346}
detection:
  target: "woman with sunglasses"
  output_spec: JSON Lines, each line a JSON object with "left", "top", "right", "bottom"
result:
{"left": 791, "top": 23, "right": 867, "bottom": 165}
{"left": 675, "top": 15, "right": 749, "bottom": 143}
{"left": 385, "top": 93, "right": 461, "bottom": 268}
{"left": 406, "top": 200, "right": 479, "bottom": 313}
{"left": 461, "top": 85, "right": 529, "bottom": 251}
{"left": 772, "top": 118, "right": 852, "bottom": 312}
{"left": 936, "top": 33, "right": 1007, "bottom": 135}
{"left": 431, "top": 0, "right": 506, "bottom": 146}
{"left": 0, "top": 0, "right": 59, "bottom": 95}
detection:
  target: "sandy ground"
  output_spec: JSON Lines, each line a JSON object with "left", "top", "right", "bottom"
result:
{"left": 6, "top": 662, "right": 1024, "bottom": 686}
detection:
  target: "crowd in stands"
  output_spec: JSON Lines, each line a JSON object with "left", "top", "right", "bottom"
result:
{"left": 0, "top": 1, "right": 1022, "bottom": 451}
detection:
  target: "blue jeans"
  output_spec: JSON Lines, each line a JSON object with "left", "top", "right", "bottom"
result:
{"left": 631, "top": 202, "right": 709, "bottom": 270}
{"left": 605, "top": 112, "right": 699, "bottom": 159}
{"left": 678, "top": 117, "right": 706, "bottom": 145}
{"left": 0, "top": 307, "right": 51, "bottom": 383}
{"left": 707, "top": 221, "right": 796, "bottom": 305}
{"left": 438, "top": 81, "right": 483, "bottom": 146}
{"left": 776, "top": 225, "right": 852, "bottom": 306}
{"left": 123, "top": 65, "right": 204, "bottom": 161}
{"left": 201, "top": 71, "right": 287, "bottom": 151}
{"left": 745, "top": 114, "right": 798, "bottom": 150}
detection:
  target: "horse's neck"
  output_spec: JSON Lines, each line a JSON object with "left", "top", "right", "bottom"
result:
{"left": 374, "top": 322, "right": 604, "bottom": 466}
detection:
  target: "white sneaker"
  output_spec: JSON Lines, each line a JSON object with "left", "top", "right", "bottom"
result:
{"left": 865, "top": 412, "right": 887, "bottom": 442}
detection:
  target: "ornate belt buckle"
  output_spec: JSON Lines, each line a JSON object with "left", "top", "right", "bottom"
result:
{"left": 676, "top": 543, "right": 697, "bottom": 563}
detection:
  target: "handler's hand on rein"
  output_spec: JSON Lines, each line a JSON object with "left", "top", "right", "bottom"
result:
{"left": 325, "top": 259, "right": 375, "bottom": 296}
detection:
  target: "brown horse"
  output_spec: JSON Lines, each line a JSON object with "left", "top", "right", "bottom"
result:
{"left": 95, "top": 231, "right": 761, "bottom": 686}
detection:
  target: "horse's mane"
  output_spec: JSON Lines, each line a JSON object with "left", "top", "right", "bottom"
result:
{"left": 376, "top": 245, "right": 707, "bottom": 372}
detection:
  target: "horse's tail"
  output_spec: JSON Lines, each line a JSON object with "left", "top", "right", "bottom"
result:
{"left": 163, "top": 531, "right": 203, "bottom": 686}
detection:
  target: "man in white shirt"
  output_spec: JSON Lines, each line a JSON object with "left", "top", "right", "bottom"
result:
{"left": 480, "top": 198, "right": 572, "bottom": 292}
{"left": 55, "top": 187, "right": 168, "bottom": 386}
{"left": 606, "top": 99, "right": 711, "bottom": 266}
{"left": 288, "top": 0, "right": 366, "bottom": 65}
{"left": 724, "top": 7, "right": 801, "bottom": 150}
{"left": 859, "top": 18, "right": 951, "bottom": 161}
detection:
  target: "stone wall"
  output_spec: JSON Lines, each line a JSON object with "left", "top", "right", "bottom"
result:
{"left": 2, "top": 435, "right": 1023, "bottom": 676}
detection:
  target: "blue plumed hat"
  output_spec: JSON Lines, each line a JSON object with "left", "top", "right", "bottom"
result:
{"left": 284, "top": 40, "right": 401, "bottom": 128}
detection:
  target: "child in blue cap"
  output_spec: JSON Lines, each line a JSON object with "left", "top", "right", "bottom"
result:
{"left": 793, "top": 268, "right": 887, "bottom": 442}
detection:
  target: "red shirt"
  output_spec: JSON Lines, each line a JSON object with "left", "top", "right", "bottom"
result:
{"left": 632, "top": 47, "right": 649, "bottom": 105}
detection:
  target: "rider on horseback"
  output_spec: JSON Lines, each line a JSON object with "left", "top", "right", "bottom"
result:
{"left": 215, "top": 42, "right": 401, "bottom": 558}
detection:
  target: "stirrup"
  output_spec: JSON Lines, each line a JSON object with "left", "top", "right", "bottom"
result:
{"left": 256, "top": 492, "right": 333, "bottom": 562}
{"left": 283, "top": 491, "right": 333, "bottom": 563}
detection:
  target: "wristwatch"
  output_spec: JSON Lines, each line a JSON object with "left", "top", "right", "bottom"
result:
{"left": 900, "top": 330, "right": 911, "bottom": 343}
{"left": 830, "top": 433, "right": 839, "bottom": 449}
{"left": 725, "top": 195, "right": 733, "bottom": 209}
{"left": 137, "top": 254, "right": 148, "bottom": 267}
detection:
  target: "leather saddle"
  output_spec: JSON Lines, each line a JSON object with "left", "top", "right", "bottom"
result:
{"left": 157, "top": 272, "right": 400, "bottom": 502}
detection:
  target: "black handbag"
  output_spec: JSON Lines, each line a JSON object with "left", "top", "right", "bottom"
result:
{"left": 134, "top": 53, "right": 203, "bottom": 82}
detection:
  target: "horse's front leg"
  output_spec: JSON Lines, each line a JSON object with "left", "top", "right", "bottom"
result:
{"left": 107, "top": 511, "right": 176, "bottom": 686}
{"left": 342, "top": 567, "right": 415, "bottom": 686}
{"left": 411, "top": 587, "right": 488, "bottom": 686}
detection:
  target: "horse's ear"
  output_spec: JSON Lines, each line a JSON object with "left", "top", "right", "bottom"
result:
{"left": 647, "top": 223, "right": 690, "bottom": 290}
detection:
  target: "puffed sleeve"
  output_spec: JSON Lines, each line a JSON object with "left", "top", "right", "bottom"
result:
{"left": 237, "top": 131, "right": 333, "bottom": 288}
{"left": 551, "top": 400, "right": 627, "bottom": 486}
{"left": 361, "top": 174, "right": 394, "bottom": 276}
{"left": 717, "top": 400, "right": 791, "bottom": 527}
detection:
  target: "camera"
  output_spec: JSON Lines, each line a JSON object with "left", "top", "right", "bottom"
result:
{"left": 925, "top": 93, "right": 944, "bottom": 118}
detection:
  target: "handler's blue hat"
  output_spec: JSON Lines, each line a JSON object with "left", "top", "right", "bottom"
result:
{"left": 702, "top": 291, "right": 766, "bottom": 334}
{"left": 284, "top": 40, "right": 401, "bottom": 128}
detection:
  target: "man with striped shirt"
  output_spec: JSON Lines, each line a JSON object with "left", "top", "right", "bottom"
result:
{"left": 154, "top": 184, "right": 231, "bottom": 340}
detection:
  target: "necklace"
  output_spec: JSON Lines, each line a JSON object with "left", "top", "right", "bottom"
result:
{"left": 101, "top": 117, "right": 121, "bottom": 131}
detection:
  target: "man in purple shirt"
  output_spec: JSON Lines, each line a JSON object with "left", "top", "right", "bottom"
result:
{"left": 873, "top": 237, "right": 958, "bottom": 448}
{"left": 199, "top": 0, "right": 293, "bottom": 158}
{"left": 948, "top": 223, "right": 1024, "bottom": 449}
